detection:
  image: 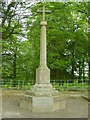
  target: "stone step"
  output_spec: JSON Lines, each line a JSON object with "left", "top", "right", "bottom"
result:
{"left": 81, "top": 95, "right": 90, "bottom": 102}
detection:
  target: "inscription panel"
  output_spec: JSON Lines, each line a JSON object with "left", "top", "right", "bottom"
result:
{"left": 33, "top": 97, "right": 53, "bottom": 107}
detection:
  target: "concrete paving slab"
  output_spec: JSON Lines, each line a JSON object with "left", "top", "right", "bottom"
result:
{"left": 1, "top": 92, "right": 88, "bottom": 118}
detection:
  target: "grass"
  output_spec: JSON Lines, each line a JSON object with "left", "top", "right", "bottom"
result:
{"left": 1, "top": 81, "right": 89, "bottom": 91}
{"left": 52, "top": 82, "right": 88, "bottom": 91}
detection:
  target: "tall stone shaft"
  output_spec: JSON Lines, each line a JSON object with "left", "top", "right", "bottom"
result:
{"left": 36, "top": 20, "right": 50, "bottom": 84}
{"left": 40, "top": 20, "right": 47, "bottom": 67}
{"left": 36, "top": 8, "right": 50, "bottom": 84}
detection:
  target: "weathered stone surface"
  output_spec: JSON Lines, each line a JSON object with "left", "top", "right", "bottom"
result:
{"left": 27, "top": 83, "right": 59, "bottom": 96}
{"left": 36, "top": 66, "right": 50, "bottom": 84}
{"left": 20, "top": 95, "right": 65, "bottom": 112}
{"left": 20, "top": 5, "right": 66, "bottom": 112}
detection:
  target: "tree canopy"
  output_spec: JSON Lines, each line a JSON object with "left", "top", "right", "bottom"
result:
{"left": 1, "top": 1, "right": 89, "bottom": 83}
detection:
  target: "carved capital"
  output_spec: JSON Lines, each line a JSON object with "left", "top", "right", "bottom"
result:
{"left": 40, "top": 21, "right": 47, "bottom": 26}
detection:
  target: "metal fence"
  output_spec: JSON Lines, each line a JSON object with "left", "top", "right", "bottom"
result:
{"left": 0, "top": 79, "right": 89, "bottom": 91}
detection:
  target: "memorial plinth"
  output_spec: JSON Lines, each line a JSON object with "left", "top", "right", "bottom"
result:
{"left": 20, "top": 94, "right": 65, "bottom": 112}
{"left": 20, "top": 5, "right": 65, "bottom": 112}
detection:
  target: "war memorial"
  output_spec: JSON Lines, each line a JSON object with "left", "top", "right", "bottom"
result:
{"left": 20, "top": 5, "right": 65, "bottom": 112}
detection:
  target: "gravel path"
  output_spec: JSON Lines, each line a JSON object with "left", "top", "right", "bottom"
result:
{"left": 0, "top": 90, "right": 89, "bottom": 118}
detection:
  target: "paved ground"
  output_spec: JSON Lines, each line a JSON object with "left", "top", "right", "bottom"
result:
{"left": 0, "top": 90, "right": 89, "bottom": 118}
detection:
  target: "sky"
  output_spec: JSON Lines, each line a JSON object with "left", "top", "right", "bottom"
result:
{"left": 4, "top": 0, "right": 89, "bottom": 4}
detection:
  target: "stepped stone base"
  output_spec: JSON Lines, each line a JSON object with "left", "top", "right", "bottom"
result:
{"left": 20, "top": 84, "right": 65, "bottom": 112}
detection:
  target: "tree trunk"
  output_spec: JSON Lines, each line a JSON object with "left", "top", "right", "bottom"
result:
{"left": 71, "top": 64, "right": 74, "bottom": 81}
{"left": 88, "top": 4, "right": 90, "bottom": 81}
{"left": 88, "top": 49, "right": 90, "bottom": 79}
{"left": 71, "top": 41, "right": 75, "bottom": 83}
{"left": 13, "top": 52, "right": 17, "bottom": 79}
{"left": 12, "top": 46, "right": 17, "bottom": 87}
{"left": 78, "top": 60, "right": 82, "bottom": 83}
{"left": 82, "top": 58, "right": 85, "bottom": 82}
{"left": 88, "top": 35, "right": 90, "bottom": 79}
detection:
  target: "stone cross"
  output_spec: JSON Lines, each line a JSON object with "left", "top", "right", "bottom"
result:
{"left": 20, "top": 4, "right": 65, "bottom": 112}
{"left": 37, "top": 5, "right": 51, "bottom": 67}
{"left": 37, "top": 5, "right": 51, "bottom": 21}
{"left": 35, "top": 5, "right": 51, "bottom": 84}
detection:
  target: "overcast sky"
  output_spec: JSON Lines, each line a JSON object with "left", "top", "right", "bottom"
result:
{"left": 5, "top": 0, "right": 89, "bottom": 4}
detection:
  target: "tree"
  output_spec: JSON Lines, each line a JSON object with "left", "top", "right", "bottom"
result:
{"left": 1, "top": 1, "right": 39, "bottom": 82}
{"left": 27, "top": 2, "right": 88, "bottom": 81}
{"left": 1, "top": 1, "right": 89, "bottom": 84}
{"left": 88, "top": 2, "right": 90, "bottom": 80}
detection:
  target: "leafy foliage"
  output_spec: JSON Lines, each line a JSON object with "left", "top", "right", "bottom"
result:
{"left": 1, "top": 1, "right": 89, "bottom": 83}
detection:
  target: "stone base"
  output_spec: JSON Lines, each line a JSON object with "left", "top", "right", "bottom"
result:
{"left": 28, "top": 83, "right": 59, "bottom": 96}
{"left": 36, "top": 66, "right": 50, "bottom": 84}
{"left": 20, "top": 95, "right": 65, "bottom": 112}
{"left": 20, "top": 83, "right": 65, "bottom": 112}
